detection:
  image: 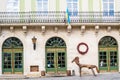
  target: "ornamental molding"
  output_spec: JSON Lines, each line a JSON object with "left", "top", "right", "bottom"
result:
{"left": 107, "top": 26, "right": 111, "bottom": 32}
{"left": 22, "top": 26, "right": 27, "bottom": 33}
{"left": 81, "top": 25, "right": 85, "bottom": 35}
{"left": 41, "top": 26, "right": 46, "bottom": 33}
{"left": 95, "top": 25, "right": 99, "bottom": 33}
{"left": 67, "top": 24, "right": 72, "bottom": 33}
{"left": 10, "top": 26, "right": 14, "bottom": 32}
{"left": 54, "top": 26, "right": 58, "bottom": 33}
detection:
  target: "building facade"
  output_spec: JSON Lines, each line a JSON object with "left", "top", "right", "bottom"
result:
{"left": 0, "top": 0, "right": 120, "bottom": 77}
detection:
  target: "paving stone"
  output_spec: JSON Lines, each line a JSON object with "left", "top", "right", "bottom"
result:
{"left": 1, "top": 73, "right": 120, "bottom": 80}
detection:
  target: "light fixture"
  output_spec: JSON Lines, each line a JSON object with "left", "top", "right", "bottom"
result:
{"left": 32, "top": 36, "right": 37, "bottom": 50}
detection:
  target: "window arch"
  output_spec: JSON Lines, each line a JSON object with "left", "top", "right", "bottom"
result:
{"left": 2, "top": 37, "right": 23, "bottom": 48}
{"left": 99, "top": 36, "right": 117, "bottom": 47}
{"left": 46, "top": 37, "right": 66, "bottom": 47}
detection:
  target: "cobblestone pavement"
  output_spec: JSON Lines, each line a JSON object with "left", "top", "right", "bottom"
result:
{"left": 2, "top": 73, "right": 120, "bottom": 80}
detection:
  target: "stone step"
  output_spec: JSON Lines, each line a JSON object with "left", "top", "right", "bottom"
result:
{"left": 0, "top": 74, "right": 28, "bottom": 79}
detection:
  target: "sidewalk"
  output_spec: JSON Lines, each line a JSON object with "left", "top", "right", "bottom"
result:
{"left": 1, "top": 73, "right": 120, "bottom": 80}
{"left": 23, "top": 72, "right": 120, "bottom": 80}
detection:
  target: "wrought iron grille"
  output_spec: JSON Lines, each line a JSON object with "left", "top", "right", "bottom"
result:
{"left": 0, "top": 11, "right": 120, "bottom": 24}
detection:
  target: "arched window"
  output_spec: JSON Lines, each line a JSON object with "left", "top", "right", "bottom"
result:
{"left": 99, "top": 36, "right": 117, "bottom": 47}
{"left": 45, "top": 37, "right": 66, "bottom": 73}
{"left": 2, "top": 37, "right": 23, "bottom": 48}
{"left": 2, "top": 37, "right": 23, "bottom": 74}
{"left": 98, "top": 36, "right": 118, "bottom": 72}
{"left": 46, "top": 37, "right": 66, "bottom": 47}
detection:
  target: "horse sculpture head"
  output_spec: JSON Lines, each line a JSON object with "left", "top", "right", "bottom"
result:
{"left": 72, "top": 57, "right": 80, "bottom": 65}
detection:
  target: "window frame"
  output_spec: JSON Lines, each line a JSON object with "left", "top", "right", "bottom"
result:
{"left": 36, "top": 0, "right": 48, "bottom": 12}
{"left": 6, "top": 0, "right": 19, "bottom": 12}
{"left": 66, "top": 0, "right": 78, "bottom": 16}
{"left": 102, "top": 0, "right": 115, "bottom": 16}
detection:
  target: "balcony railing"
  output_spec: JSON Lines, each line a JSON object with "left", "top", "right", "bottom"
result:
{"left": 0, "top": 11, "right": 120, "bottom": 24}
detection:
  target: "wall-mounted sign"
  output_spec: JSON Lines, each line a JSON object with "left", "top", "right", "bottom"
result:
{"left": 77, "top": 42, "right": 89, "bottom": 55}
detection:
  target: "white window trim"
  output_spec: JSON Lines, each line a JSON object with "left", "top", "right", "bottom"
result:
{"left": 66, "top": 0, "right": 79, "bottom": 16}
{"left": 102, "top": 0, "right": 115, "bottom": 12}
{"left": 7, "top": 0, "right": 20, "bottom": 12}
{"left": 36, "top": 0, "right": 49, "bottom": 11}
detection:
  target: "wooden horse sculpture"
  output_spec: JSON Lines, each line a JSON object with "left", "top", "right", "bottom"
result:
{"left": 72, "top": 57, "right": 99, "bottom": 76}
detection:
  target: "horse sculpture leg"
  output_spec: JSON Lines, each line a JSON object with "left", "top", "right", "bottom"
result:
{"left": 91, "top": 68, "right": 96, "bottom": 76}
{"left": 91, "top": 65, "right": 99, "bottom": 73}
{"left": 90, "top": 65, "right": 99, "bottom": 76}
{"left": 79, "top": 67, "right": 82, "bottom": 77}
{"left": 95, "top": 66, "right": 99, "bottom": 73}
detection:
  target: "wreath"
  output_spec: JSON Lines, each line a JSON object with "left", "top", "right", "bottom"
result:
{"left": 77, "top": 42, "right": 89, "bottom": 55}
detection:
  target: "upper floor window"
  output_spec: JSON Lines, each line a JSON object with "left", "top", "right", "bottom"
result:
{"left": 37, "top": 0, "right": 48, "bottom": 11}
{"left": 66, "top": 0, "right": 78, "bottom": 16}
{"left": 103, "top": 0, "right": 114, "bottom": 16}
{"left": 7, "top": 0, "right": 19, "bottom": 12}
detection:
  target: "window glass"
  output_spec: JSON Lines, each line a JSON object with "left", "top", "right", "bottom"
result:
{"left": 73, "top": 0, "right": 77, "bottom": 2}
{"left": 103, "top": 0, "right": 114, "bottom": 16}
{"left": 66, "top": 0, "right": 78, "bottom": 16}
{"left": 7, "top": 0, "right": 19, "bottom": 12}
{"left": 37, "top": 0, "right": 48, "bottom": 11}
{"left": 109, "top": 10, "right": 114, "bottom": 16}
{"left": 103, "top": 3, "right": 108, "bottom": 11}
{"left": 67, "top": 0, "right": 69, "bottom": 1}
{"left": 109, "top": 0, "right": 114, "bottom": 2}
{"left": 103, "top": 0, "right": 108, "bottom": 2}
{"left": 103, "top": 11, "right": 109, "bottom": 16}
{"left": 109, "top": 3, "right": 114, "bottom": 9}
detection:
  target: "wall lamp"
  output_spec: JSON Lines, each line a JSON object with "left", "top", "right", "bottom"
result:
{"left": 32, "top": 36, "right": 37, "bottom": 50}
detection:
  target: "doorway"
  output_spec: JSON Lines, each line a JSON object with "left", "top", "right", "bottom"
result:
{"left": 99, "top": 36, "right": 118, "bottom": 72}
{"left": 45, "top": 37, "right": 66, "bottom": 73}
{"left": 2, "top": 37, "right": 23, "bottom": 74}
